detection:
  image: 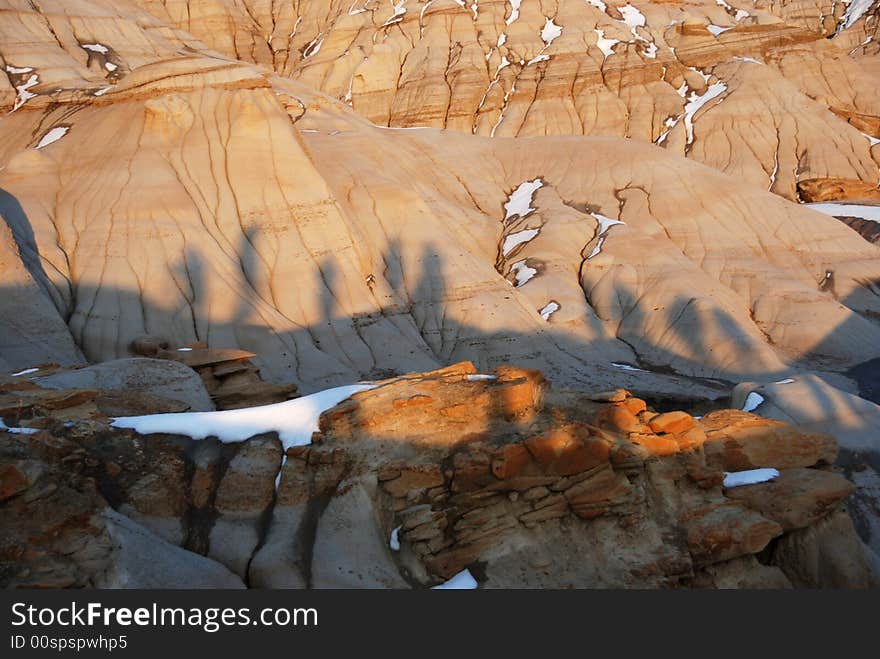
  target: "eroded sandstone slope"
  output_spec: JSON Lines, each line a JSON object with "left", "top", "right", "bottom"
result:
{"left": 1, "top": 0, "right": 879, "bottom": 401}
{"left": 134, "top": 0, "right": 880, "bottom": 200}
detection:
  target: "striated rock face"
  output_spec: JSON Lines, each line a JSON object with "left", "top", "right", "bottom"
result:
{"left": 2, "top": 362, "right": 876, "bottom": 589}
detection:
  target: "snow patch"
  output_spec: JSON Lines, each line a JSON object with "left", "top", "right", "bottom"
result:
{"left": 591, "top": 212, "right": 625, "bottom": 235}
{"left": 432, "top": 569, "right": 478, "bottom": 589}
{"left": 503, "top": 228, "right": 540, "bottom": 255}
{"left": 723, "top": 468, "right": 779, "bottom": 488}
{"left": 0, "top": 420, "right": 40, "bottom": 435}
{"left": 112, "top": 383, "right": 377, "bottom": 448}
{"left": 467, "top": 374, "right": 498, "bottom": 381}
{"left": 510, "top": 259, "right": 537, "bottom": 286}
{"left": 35, "top": 126, "right": 69, "bottom": 149}
{"left": 541, "top": 18, "right": 563, "bottom": 47}
{"left": 774, "top": 378, "right": 795, "bottom": 384}
{"left": 539, "top": 301, "right": 559, "bottom": 321}
{"left": 805, "top": 203, "right": 880, "bottom": 222}
{"left": 595, "top": 30, "right": 619, "bottom": 59}
{"left": 707, "top": 24, "right": 733, "bottom": 36}
{"left": 81, "top": 43, "right": 109, "bottom": 54}
{"left": 741, "top": 391, "right": 765, "bottom": 413}
{"left": 504, "top": 179, "right": 543, "bottom": 220}
{"left": 390, "top": 526, "right": 401, "bottom": 551}
{"left": 620, "top": 4, "right": 646, "bottom": 30}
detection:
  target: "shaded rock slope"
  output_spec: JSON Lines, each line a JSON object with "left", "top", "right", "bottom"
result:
{"left": 1, "top": 362, "right": 877, "bottom": 588}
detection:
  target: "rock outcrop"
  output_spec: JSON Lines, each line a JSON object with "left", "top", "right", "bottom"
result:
{"left": 2, "top": 362, "right": 875, "bottom": 588}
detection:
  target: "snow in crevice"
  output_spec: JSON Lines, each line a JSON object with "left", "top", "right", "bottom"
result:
{"left": 863, "top": 132, "right": 880, "bottom": 147}
{"left": 382, "top": 0, "right": 407, "bottom": 26}
{"left": 510, "top": 259, "right": 537, "bottom": 287}
{"left": 490, "top": 80, "right": 517, "bottom": 137}
{"left": 527, "top": 53, "right": 550, "bottom": 65}
{"left": 503, "top": 228, "right": 540, "bottom": 255}
{"left": 111, "top": 384, "right": 377, "bottom": 447}
{"left": 81, "top": 43, "right": 109, "bottom": 54}
{"left": 349, "top": 0, "right": 370, "bottom": 15}
{"left": 733, "top": 56, "right": 763, "bottom": 65}
{"left": 539, "top": 301, "right": 559, "bottom": 321}
{"left": 841, "top": 0, "right": 875, "bottom": 29}
{"left": 723, "top": 468, "right": 779, "bottom": 488}
{"left": 584, "top": 212, "right": 625, "bottom": 259}
{"left": 741, "top": 391, "right": 765, "bottom": 413}
{"left": 5, "top": 65, "right": 32, "bottom": 74}
{"left": 94, "top": 85, "right": 114, "bottom": 96}
{"left": 390, "top": 526, "right": 401, "bottom": 551}
{"left": 506, "top": 0, "right": 522, "bottom": 25}
{"left": 769, "top": 150, "right": 779, "bottom": 189}
{"left": 11, "top": 367, "right": 39, "bottom": 377}
{"left": 432, "top": 569, "right": 478, "bottom": 589}
{"left": 734, "top": 9, "right": 750, "bottom": 20}
{"left": 656, "top": 115, "right": 679, "bottom": 144}
{"left": 9, "top": 70, "right": 39, "bottom": 111}
{"left": 683, "top": 81, "right": 727, "bottom": 145}
{"left": 774, "top": 378, "right": 795, "bottom": 384}
{"left": 504, "top": 179, "right": 544, "bottom": 220}
{"left": 611, "top": 362, "right": 646, "bottom": 372}
{"left": 303, "top": 34, "right": 324, "bottom": 58}
{"left": 586, "top": 0, "right": 607, "bottom": 10}
{"left": 587, "top": 237, "right": 606, "bottom": 259}
{"left": 35, "top": 126, "right": 69, "bottom": 149}
{"left": 591, "top": 212, "right": 625, "bottom": 236}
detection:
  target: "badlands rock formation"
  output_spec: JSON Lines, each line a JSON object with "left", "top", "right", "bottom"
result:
{"left": 2, "top": 362, "right": 876, "bottom": 588}
{"left": 1, "top": 0, "right": 880, "bottom": 587}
